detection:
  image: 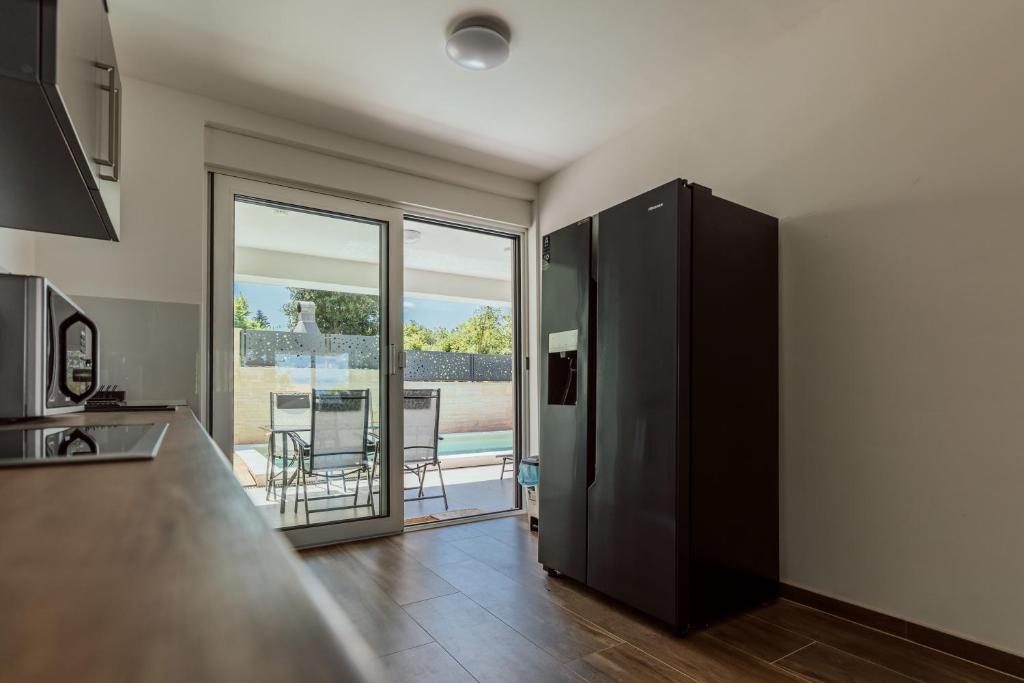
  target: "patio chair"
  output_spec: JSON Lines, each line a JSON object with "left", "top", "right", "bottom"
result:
{"left": 265, "top": 392, "right": 311, "bottom": 499}
{"left": 403, "top": 388, "right": 448, "bottom": 511}
{"left": 497, "top": 453, "right": 515, "bottom": 480}
{"left": 289, "top": 389, "right": 376, "bottom": 525}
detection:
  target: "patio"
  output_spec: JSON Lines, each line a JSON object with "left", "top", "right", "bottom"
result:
{"left": 233, "top": 446, "right": 516, "bottom": 528}
{"left": 230, "top": 328, "right": 519, "bottom": 528}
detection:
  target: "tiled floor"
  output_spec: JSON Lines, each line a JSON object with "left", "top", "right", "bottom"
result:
{"left": 301, "top": 517, "right": 1021, "bottom": 683}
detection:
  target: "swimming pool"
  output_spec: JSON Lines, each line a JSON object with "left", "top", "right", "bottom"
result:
{"left": 438, "top": 430, "right": 514, "bottom": 456}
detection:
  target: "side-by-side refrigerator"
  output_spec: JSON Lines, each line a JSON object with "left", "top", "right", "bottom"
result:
{"left": 539, "top": 180, "right": 779, "bottom": 632}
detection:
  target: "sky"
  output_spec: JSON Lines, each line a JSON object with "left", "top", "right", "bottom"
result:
{"left": 234, "top": 281, "right": 510, "bottom": 331}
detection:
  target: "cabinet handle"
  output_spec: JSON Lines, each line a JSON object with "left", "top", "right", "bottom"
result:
{"left": 94, "top": 62, "right": 120, "bottom": 182}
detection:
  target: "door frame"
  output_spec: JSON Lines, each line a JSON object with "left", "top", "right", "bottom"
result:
{"left": 209, "top": 173, "right": 405, "bottom": 544}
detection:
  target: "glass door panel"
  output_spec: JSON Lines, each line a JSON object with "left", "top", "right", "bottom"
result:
{"left": 211, "top": 176, "right": 404, "bottom": 544}
{"left": 400, "top": 218, "right": 521, "bottom": 525}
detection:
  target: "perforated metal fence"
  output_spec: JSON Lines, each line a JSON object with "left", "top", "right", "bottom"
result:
{"left": 403, "top": 350, "right": 512, "bottom": 382}
{"left": 240, "top": 330, "right": 378, "bottom": 368}
{"left": 239, "top": 330, "right": 512, "bottom": 382}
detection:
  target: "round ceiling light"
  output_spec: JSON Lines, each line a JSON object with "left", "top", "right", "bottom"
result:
{"left": 445, "top": 17, "right": 510, "bottom": 71}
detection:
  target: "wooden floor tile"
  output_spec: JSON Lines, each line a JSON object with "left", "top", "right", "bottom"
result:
{"left": 406, "top": 522, "right": 491, "bottom": 542}
{"left": 404, "top": 592, "right": 579, "bottom": 682}
{"left": 470, "top": 515, "right": 531, "bottom": 537}
{"left": 752, "top": 601, "right": 1019, "bottom": 683}
{"left": 428, "top": 557, "right": 525, "bottom": 606}
{"left": 468, "top": 515, "right": 537, "bottom": 549}
{"left": 547, "top": 579, "right": 802, "bottom": 682}
{"left": 568, "top": 643, "right": 697, "bottom": 683}
{"left": 634, "top": 632, "right": 807, "bottom": 683}
{"left": 484, "top": 590, "right": 623, "bottom": 663}
{"left": 302, "top": 545, "right": 370, "bottom": 588}
{"left": 379, "top": 642, "right": 477, "bottom": 683}
{"left": 453, "top": 534, "right": 548, "bottom": 582}
{"left": 302, "top": 549, "right": 433, "bottom": 656}
{"left": 777, "top": 642, "right": 919, "bottom": 683}
{"left": 706, "top": 613, "right": 812, "bottom": 662}
{"left": 485, "top": 519, "right": 540, "bottom": 557}
{"left": 385, "top": 530, "right": 475, "bottom": 569}
{"left": 545, "top": 578, "right": 673, "bottom": 641}
{"left": 344, "top": 537, "right": 458, "bottom": 605}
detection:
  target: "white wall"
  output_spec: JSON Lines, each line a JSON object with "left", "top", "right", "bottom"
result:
{"left": 34, "top": 77, "right": 535, "bottom": 305}
{"left": 0, "top": 227, "right": 35, "bottom": 274}
{"left": 34, "top": 79, "right": 208, "bottom": 304}
{"left": 539, "top": 0, "right": 1024, "bottom": 656}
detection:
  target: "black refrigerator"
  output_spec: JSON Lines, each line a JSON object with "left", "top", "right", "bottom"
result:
{"left": 539, "top": 179, "right": 779, "bottom": 632}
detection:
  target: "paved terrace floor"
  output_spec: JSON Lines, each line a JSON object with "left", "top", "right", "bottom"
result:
{"left": 240, "top": 463, "right": 516, "bottom": 529}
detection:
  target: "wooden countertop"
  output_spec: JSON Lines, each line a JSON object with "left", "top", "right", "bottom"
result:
{"left": 0, "top": 408, "right": 381, "bottom": 682}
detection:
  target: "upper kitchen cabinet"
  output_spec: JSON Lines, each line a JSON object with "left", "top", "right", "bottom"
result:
{"left": 0, "top": 0, "right": 122, "bottom": 241}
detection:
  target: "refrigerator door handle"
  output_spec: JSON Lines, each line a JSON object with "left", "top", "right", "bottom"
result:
{"left": 587, "top": 217, "right": 598, "bottom": 490}
{"left": 586, "top": 441, "right": 596, "bottom": 488}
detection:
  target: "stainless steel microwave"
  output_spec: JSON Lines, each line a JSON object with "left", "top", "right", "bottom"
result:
{"left": 0, "top": 275, "right": 99, "bottom": 420}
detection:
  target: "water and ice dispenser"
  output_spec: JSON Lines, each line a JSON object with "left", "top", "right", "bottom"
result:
{"left": 547, "top": 329, "right": 578, "bottom": 405}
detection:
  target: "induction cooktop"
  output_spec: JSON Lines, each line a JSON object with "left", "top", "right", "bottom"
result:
{"left": 0, "top": 423, "right": 168, "bottom": 468}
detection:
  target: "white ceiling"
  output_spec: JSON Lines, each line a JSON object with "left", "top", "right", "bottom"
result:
{"left": 401, "top": 219, "right": 513, "bottom": 282}
{"left": 109, "top": 0, "right": 830, "bottom": 181}
{"left": 235, "top": 202, "right": 513, "bottom": 281}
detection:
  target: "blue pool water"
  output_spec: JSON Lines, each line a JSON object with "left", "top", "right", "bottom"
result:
{"left": 438, "top": 430, "right": 513, "bottom": 456}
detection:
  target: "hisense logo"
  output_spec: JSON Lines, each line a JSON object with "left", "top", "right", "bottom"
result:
{"left": 648, "top": 203, "right": 664, "bottom": 211}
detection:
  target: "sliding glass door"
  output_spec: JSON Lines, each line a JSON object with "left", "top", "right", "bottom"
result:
{"left": 400, "top": 218, "right": 522, "bottom": 526}
{"left": 211, "top": 175, "right": 404, "bottom": 544}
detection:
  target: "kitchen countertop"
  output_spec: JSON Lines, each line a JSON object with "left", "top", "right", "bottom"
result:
{"left": 0, "top": 408, "right": 381, "bottom": 682}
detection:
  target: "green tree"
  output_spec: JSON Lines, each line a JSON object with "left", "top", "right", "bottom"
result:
{"left": 403, "top": 320, "right": 439, "bottom": 350}
{"left": 233, "top": 293, "right": 250, "bottom": 328}
{"left": 403, "top": 307, "right": 511, "bottom": 354}
{"left": 283, "top": 288, "right": 379, "bottom": 335}
{"left": 445, "top": 306, "right": 512, "bottom": 354}
{"left": 234, "top": 292, "right": 260, "bottom": 329}
{"left": 234, "top": 294, "right": 270, "bottom": 327}
{"left": 252, "top": 310, "right": 271, "bottom": 329}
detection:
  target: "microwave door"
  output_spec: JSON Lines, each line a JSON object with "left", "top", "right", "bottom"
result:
{"left": 45, "top": 289, "right": 99, "bottom": 410}
{"left": 58, "top": 313, "right": 98, "bottom": 402}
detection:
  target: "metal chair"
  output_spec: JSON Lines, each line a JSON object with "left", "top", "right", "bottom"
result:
{"left": 265, "top": 392, "right": 311, "bottom": 500}
{"left": 289, "top": 389, "right": 376, "bottom": 525}
{"left": 403, "top": 388, "right": 447, "bottom": 510}
{"left": 497, "top": 453, "right": 515, "bottom": 480}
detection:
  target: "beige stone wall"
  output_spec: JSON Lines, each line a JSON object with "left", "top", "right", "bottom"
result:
{"left": 406, "top": 380, "right": 515, "bottom": 435}
{"left": 233, "top": 330, "right": 513, "bottom": 444}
